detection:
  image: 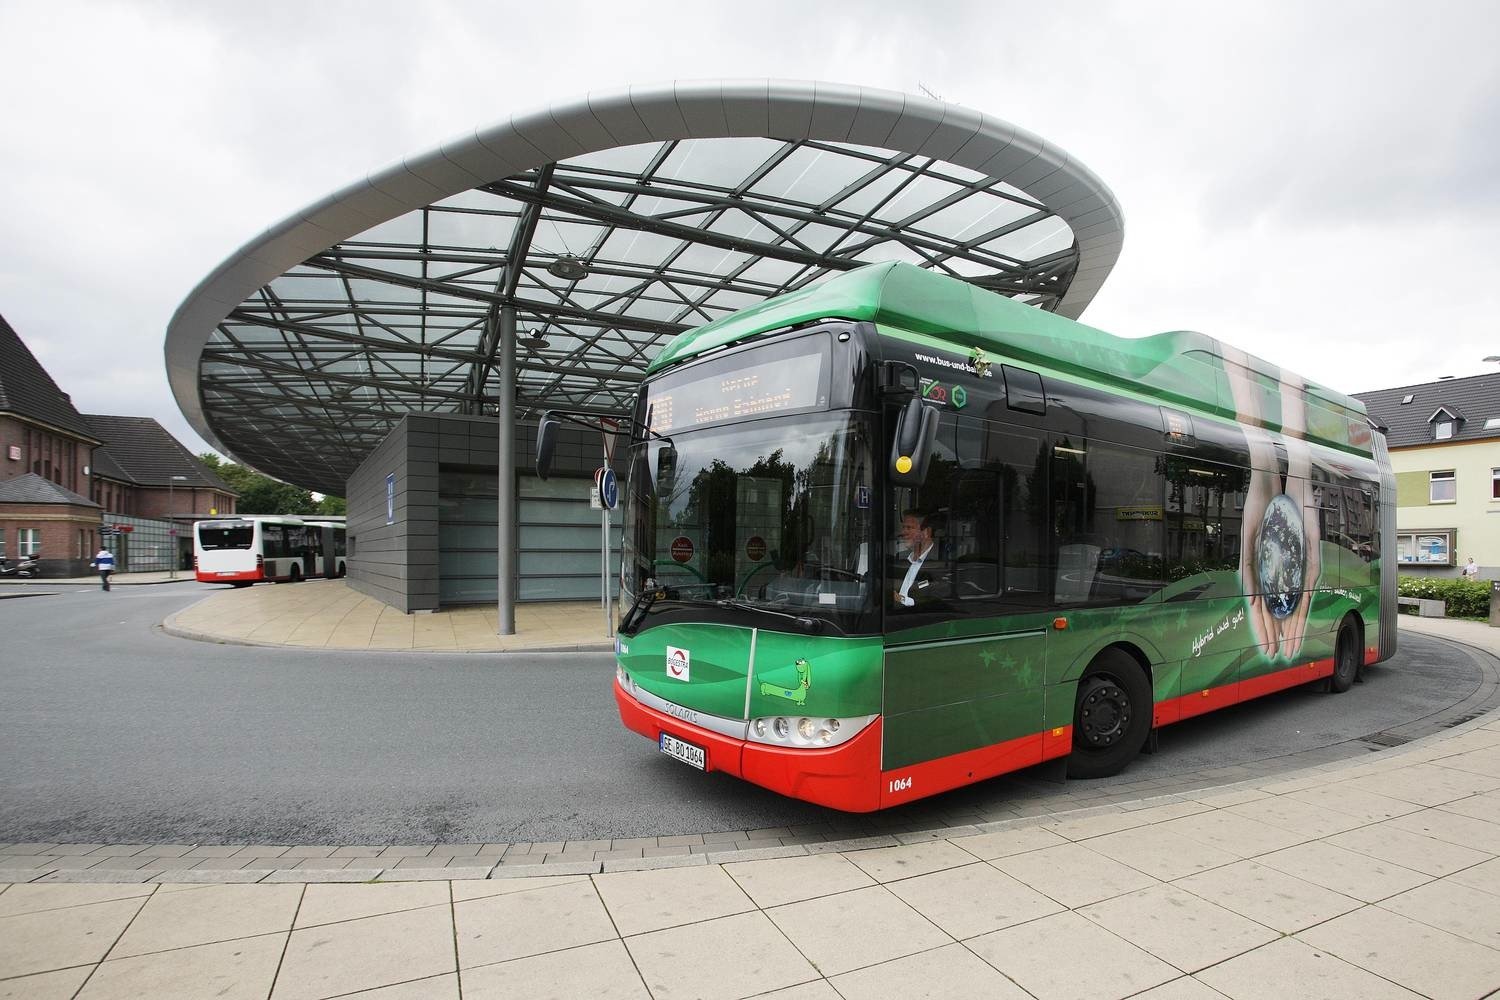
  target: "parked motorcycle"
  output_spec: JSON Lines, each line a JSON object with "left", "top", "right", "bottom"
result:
{"left": 0, "top": 557, "right": 39, "bottom": 578}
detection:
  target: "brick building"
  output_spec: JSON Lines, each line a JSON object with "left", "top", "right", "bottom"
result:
{"left": 85, "top": 414, "right": 237, "bottom": 569}
{"left": 0, "top": 313, "right": 236, "bottom": 575}
{"left": 0, "top": 474, "right": 102, "bottom": 575}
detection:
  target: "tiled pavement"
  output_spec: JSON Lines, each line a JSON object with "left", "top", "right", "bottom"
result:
{"left": 4, "top": 690, "right": 1500, "bottom": 995}
{"left": 2, "top": 616, "right": 1498, "bottom": 997}
{"left": 163, "top": 578, "right": 612, "bottom": 652}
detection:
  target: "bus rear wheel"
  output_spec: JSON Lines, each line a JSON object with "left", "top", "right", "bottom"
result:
{"left": 1068, "top": 649, "right": 1152, "bottom": 779}
{"left": 1330, "top": 617, "right": 1360, "bottom": 693}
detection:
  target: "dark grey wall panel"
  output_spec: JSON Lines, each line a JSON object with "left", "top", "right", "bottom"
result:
{"left": 346, "top": 412, "right": 626, "bottom": 613}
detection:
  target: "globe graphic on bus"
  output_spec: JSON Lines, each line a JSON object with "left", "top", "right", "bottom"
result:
{"left": 1256, "top": 493, "right": 1306, "bottom": 620}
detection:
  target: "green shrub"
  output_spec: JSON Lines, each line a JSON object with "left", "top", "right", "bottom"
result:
{"left": 1397, "top": 575, "right": 1492, "bottom": 618}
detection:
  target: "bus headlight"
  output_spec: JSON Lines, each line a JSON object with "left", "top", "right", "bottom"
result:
{"left": 747, "top": 713, "right": 875, "bottom": 749}
{"left": 616, "top": 664, "right": 635, "bottom": 692}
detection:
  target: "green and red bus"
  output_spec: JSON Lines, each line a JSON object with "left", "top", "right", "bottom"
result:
{"left": 541, "top": 262, "right": 1396, "bottom": 812}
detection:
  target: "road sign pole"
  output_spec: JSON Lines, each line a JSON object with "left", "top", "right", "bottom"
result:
{"left": 602, "top": 504, "right": 611, "bottom": 638}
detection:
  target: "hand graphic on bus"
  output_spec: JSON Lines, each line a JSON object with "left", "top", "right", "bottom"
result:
{"left": 1239, "top": 468, "right": 1321, "bottom": 662}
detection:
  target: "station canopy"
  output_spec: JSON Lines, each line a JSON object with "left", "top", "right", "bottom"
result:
{"left": 167, "top": 80, "right": 1124, "bottom": 495}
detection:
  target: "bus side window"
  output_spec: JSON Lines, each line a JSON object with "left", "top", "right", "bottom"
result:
{"left": 1052, "top": 439, "right": 1166, "bottom": 606}
{"left": 1165, "top": 457, "right": 1246, "bottom": 580}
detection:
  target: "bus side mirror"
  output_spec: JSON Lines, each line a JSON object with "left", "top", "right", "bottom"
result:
{"left": 536, "top": 411, "right": 561, "bottom": 480}
{"left": 655, "top": 443, "right": 678, "bottom": 492}
{"left": 889, "top": 397, "right": 938, "bottom": 485}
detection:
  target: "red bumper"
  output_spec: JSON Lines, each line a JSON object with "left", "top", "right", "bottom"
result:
{"left": 613, "top": 679, "right": 884, "bottom": 812}
{"left": 196, "top": 569, "right": 262, "bottom": 583}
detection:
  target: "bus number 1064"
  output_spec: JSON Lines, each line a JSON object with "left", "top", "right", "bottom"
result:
{"left": 888, "top": 777, "right": 913, "bottom": 794}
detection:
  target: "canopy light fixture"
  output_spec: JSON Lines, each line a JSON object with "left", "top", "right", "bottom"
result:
{"left": 523, "top": 330, "right": 550, "bottom": 350}
{"left": 547, "top": 254, "right": 589, "bottom": 280}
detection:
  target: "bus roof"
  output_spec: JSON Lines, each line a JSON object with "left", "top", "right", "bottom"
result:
{"left": 647, "top": 262, "right": 1373, "bottom": 456}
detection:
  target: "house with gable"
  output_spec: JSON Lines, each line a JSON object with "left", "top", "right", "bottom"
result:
{"left": 1355, "top": 372, "right": 1500, "bottom": 577}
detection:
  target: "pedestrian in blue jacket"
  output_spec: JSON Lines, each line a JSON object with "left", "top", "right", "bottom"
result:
{"left": 92, "top": 547, "right": 115, "bottom": 591}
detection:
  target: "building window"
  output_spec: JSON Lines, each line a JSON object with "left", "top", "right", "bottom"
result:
{"left": 1434, "top": 420, "right": 1454, "bottom": 440}
{"left": 1493, "top": 467, "right": 1500, "bottom": 501}
{"left": 1430, "top": 470, "right": 1456, "bottom": 503}
{"left": 1397, "top": 530, "right": 1453, "bottom": 565}
{"left": 18, "top": 529, "right": 40, "bottom": 557}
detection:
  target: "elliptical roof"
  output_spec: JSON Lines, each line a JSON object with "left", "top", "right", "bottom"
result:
{"left": 166, "top": 80, "right": 1126, "bottom": 494}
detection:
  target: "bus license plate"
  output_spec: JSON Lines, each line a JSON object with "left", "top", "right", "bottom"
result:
{"left": 660, "top": 732, "right": 706, "bottom": 770}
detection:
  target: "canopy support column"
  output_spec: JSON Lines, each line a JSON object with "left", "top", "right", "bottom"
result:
{"left": 497, "top": 304, "right": 517, "bottom": 635}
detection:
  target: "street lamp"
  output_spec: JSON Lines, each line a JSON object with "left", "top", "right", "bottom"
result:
{"left": 168, "top": 475, "right": 188, "bottom": 579}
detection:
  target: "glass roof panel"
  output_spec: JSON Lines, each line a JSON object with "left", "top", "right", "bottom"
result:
{"left": 788, "top": 222, "right": 849, "bottom": 255}
{"left": 347, "top": 279, "right": 423, "bottom": 302}
{"left": 983, "top": 220, "right": 1073, "bottom": 261}
{"left": 347, "top": 211, "right": 423, "bottom": 245}
{"left": 704, "top": 208, "right": 776, "bottom": 244}
{"left": 528, "top": 219, "right": 607, "bottom": 256}
{"left": 750, "top": 145, "right": 876, "bottom": 206}
{"left": 655, "top": 137, "right": 786, "bottom": 191}
{"left": 427, "top": 209, "right": 517, "bottom": 251}
{"left": 597, "top": 228, "right": 683, "bottom": 267}
{"left": 994, "top": 181, "right": 1038, "bottom": 205}
{"left": 670, "top": 242, "right": 752, "bottom": 277}
{"left": 828, "top": 166, "right": 909, "bottom": 218}
{"left": 914, "top": 192, "right": 1040, "bottom": 244}
{"left": 559, "top": 142, "right": 664, "bottom": 176}
{"left": 852, "top": 241, "right": 929, "bottom": 267}
{"left": 867, "top": 170, "right": 963, "bottom": 225}
{"left": 737, "top": 256, "right": 805, "bottom": 287}
{"left": 934, "top": 163, "right": 991, "bottom": 185}
{"left": 433, "top": 188, "right": 514, "bottom": 212}
{"left": 329, "top": 254, "right": 425, "bottom": 277}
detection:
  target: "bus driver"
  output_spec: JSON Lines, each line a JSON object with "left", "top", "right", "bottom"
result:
{"left": 893, "top": 510, "right": 943, "bottom": 608}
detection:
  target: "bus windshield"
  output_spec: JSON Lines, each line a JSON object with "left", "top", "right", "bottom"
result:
{"left": 621, "top": 412, "right": 877, "bottom": 635}
{"left": 198, "top": 523, "right": 253, "bottom": 550}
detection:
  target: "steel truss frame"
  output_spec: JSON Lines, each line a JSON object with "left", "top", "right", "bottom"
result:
{"left": 202, "top": 136, "right": 1088, "bottom": 494}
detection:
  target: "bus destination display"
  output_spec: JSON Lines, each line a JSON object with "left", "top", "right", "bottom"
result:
{"left": 648, "top": 351, "right": 824, "bottom": 433}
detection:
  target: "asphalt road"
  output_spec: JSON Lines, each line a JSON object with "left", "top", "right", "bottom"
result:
{"left": 0, "top": 581, "right": 1489, "bottom": 845}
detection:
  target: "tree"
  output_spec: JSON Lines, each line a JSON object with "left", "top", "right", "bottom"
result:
{"left": 198, "top": 453, "right": 341, "bottom": 516}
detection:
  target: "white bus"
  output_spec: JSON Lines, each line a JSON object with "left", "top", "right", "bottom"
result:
{"left": 193, "top": 516, "right": 347, "bottom": 586}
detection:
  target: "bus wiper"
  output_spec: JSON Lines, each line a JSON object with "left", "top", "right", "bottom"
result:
{"left": 715, "top": 599, "right": 823, "bottom": 632}
{"left": 620, "top": 583, "right": 663, "bottom": 634}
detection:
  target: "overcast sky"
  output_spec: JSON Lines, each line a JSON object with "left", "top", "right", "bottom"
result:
{"left": 2, "top": 0, "right": 1497, "bottom": 469}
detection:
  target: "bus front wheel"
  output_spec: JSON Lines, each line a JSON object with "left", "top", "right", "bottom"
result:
{"left": 1068, "top": 649, "right": 1152, "bottom": 779}
{"left": 1330, "top": 617, "right": 1360, "bottom": 693}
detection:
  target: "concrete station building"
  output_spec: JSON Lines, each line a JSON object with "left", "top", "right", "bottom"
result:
{"left": 165, "top": 80, "right": 1128, "bottom": 625}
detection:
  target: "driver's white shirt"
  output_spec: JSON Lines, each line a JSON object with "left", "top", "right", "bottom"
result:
{"left": 897, "top": 541, "right": 933, "bottom": 607}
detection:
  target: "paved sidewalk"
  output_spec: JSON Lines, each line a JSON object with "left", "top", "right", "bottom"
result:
{"left": 163, "top": 578, "right": 613, "bottom": 652}
{"left": 3, "top": 617, "right": 1499, "bottom": 998}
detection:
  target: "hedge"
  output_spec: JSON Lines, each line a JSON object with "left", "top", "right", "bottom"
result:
{"left": 1397, "top": 576, "right": 1492, "bottom": 618}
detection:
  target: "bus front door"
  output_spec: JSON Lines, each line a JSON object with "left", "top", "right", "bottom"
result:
{"left": 880, "top": 628, "right": 1048, "bottom": 804}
